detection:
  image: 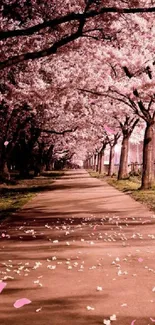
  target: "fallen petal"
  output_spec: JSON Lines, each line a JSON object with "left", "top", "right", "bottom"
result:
{"left": 110, "top": 314, "right": 116, "bottom": 321}
{"left": 115, "top": 257, "right": 120, "bottom": 262}
{"left": 86, "top": 306, "right": 95, "bottom": 311}
{"left": 138, "top": 258, "right": 143, "bottom": 263}
{"left": 14, "top": 298, "right": 32, "bottom": 308}
{"left": 103, "top": 319, "right": 111, "bottom": 325}
{"left": 131, "top": 320, "right": 136, "bottom": 325}
{"left": 96, "top": 286, "right": 103, "bottom": 291}
{"left": 0, "top": 282, "right": 7, "bottom": 293}
{"left": 36, "top": 307, "right": 42, "bottom": 312}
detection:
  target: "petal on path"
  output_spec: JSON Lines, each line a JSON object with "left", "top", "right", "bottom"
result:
{"left": 0, "top": 281, "right": 7, "bottom": 293}
{"left": 36, "top": 307, "right": 42, "bottom": 312}
{"left": 86, "top": 306, "right": 94, "bottom": 311}
{"left": 138, "top": 258, "right": 143, "bottom": 262}
{"left": 110, "top": 314, "right": 116, "bottom": 321}
{"left": 103, "top": 319, "right": 111, "bottom": 325}
{"left": 96, "top": 286, "right": 103, "bottom": 291}
{"left": 14, "top": 298, "right": 32, "bottom": 308}
{"left": 131, "top": 320, "right": 136, "bottom": 325}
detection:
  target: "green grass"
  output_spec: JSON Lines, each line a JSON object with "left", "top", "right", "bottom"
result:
{"left": 87, "top": 169, "right": 155, "bottom": 212}
{"left": 87, "top": 169, "right": 106, "bottom": 179}
{"left": 0, "top": 170, "right": 64, "bottom": 219}
{"left": 130, "top": 190, "right": 155, "bottom": 211}
{"left": 0, "top": 193, "right": 34, "bottom": 218}
{"left": 106, "top": 176, "right": 141, "bottom": 192}
{"left": 106, "top": 176, "right": 155, "bottom": 213}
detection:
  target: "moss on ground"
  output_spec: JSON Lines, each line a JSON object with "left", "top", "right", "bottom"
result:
{"left": 0, "top": 170, "right": 64, "bottom": 219}
{"left": 87, "top": 169, "right": 155, "bottom": 213}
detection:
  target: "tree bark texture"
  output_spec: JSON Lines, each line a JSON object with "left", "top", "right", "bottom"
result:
{"left": 118, "top": 136, "right": 129, "bottom": 180}
{"left": 98, "top": 151, "right": 105, "bottom": 174}
{"left": 93, "top": 154, "right": 97, "bottom": 171}
{"left": 141, "top": 122, "right": 154, "bottom": 189}
{"left": 108, "top": 145, "right": 115, "bottom": 176}
{"left": 0, "top": 160, "right": 10, "bottom": 180}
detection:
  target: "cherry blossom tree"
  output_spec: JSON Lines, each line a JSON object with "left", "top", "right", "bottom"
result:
{"left": 0, "top": 92, "right": 79, "bottom": 179}
{"left": 75, "top": 10, "right": 155, "bottom": 187}
{"left": 102, "top": 13, "right": 155, "bottom": 188}
{"left": 1, "top": 0, "right": 155, "bottom": 70}
{"left": 1, "top": 0, "right": 155, "bottom": 186}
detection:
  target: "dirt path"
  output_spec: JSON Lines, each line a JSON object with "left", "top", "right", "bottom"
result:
{"left": 0, "top": 169, "right": 155, "bottom": 325}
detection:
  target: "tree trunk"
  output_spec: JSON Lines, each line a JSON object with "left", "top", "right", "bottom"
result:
{"left": 46, "top": 161, "right": 53, "bottom": 171}
{"left": 34, "top": 164, "right": 41, "bottom": 177}
{"left": 141, "top": 122, "right": 154, "bottom": 189}
{"left": 0, "top": 160, "right": 10, "bottom": 181}
{"left": 90, "top": 157, "right": 93, "bottom": 169}
{"left": 118, "top": 136, "right": 129, "bottom": 180}
{"left": 96, "top": 153, "right": 100, "bottom": 172}
{"left": 98, "top": 151, "right": 104, "bottom": 174}
{"left": 96, "top": 154, "right": 99, "bottom": 171}
{"left": 108, "top": 145, "right": 115, "bottom": 176}
{"left": 93, "top": 154, "right": 97, "bottom": 171}
{"left": 34, "top": 163, "right": 46, "bottom": 176}
{"left": 44, "top": 144, "right": 54, "bottom": 171}
{"left": 98, "top": 152, "right": 101, "bottom": 173}
{"left": 98, "top": 152, "right": 101, "bottom": 174}
{"left": 19, "top": 167, "right": 30, "bottom": 178}
{"left": 152, "top": 128, "right": 155, "bottom": 181}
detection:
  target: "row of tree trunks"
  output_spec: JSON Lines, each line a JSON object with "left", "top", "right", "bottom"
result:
{"left": 117, "top": 122, "right": 155, "bottom": 189}
{"left": 87, "top": 146, "right": 115, "bottom": 175}
{"left": 85, "top": 122, "right": 155, "bottom": 190}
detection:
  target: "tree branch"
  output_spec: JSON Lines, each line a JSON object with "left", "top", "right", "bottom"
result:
{"left": 38, "top": 126, "right": 77, "bottom": 135}
{"left": 0, "top": 30, "right": 84, "bottom": 70}
{"left": 109, "top": 63, "right": 117, "bottom": 78}
{"left": 78, "top": 87, "right": 132, "bottom": 107}
{"left": 109, "top": 132, "right": 121, "bottom": 147}
{"left": 78, "top": 88, "right": 104, "bottom": 96}
{"left": 1, "top": 6, "right": 155, "bottom": 69}
{"left": 148, "top": 97, "right": 154, "bottom": 111}
{"left": 1, "top": 6, "right": 155, "bottom": 41}
{"left": 123, "top": 66, "right": 133, "bottom": 78}
{"left": 130, "top": 118, "right": 139, "bottom": 132}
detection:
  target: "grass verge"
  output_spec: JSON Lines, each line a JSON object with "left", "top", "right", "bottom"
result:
{"left": 0, "top": 170, "right": 64, "bottom": 220}
{"left": 87, "top": 169, "right": 155, "bottom": 213}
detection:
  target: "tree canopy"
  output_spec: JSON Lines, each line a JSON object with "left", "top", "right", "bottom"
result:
{"left": 1, "top": 0, "right": 155, "bottom": 187}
